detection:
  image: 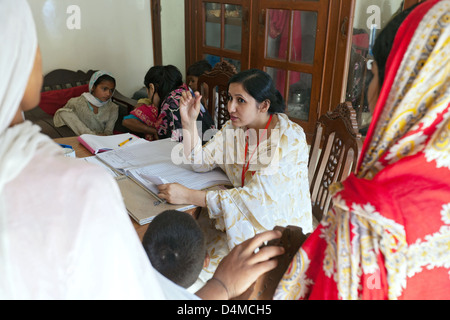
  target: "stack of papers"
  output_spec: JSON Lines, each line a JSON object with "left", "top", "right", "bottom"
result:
{"left": 95, "top": 139, "right": 231, "bottom": 225}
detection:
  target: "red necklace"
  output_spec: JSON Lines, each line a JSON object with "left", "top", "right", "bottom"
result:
{"left": 241, "top": 114, "right": 273, "bottom": 187}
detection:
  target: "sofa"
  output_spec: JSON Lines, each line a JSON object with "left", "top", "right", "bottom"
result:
{"left": 24, "top": 69, "right": 137, "bottom": 139}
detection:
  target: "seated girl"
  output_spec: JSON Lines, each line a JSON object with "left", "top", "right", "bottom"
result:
{"left": 157, "top": 69, "right": 313, "bottom": 282}
{"left": 122, "top": 65, "right": 215, "bottom": 143}
{"left": 53, "top": 71, "right": 118, "bottom": 135}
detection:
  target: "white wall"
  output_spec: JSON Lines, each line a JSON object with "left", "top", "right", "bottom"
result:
{"left": 353, "top": 0, "right": 404, "bottom": 31}
{"left": 160, "top": 0, "right": 186, "bottom": 78}
{"left": 28, "top": 0, "right": 154, "bottom": 97}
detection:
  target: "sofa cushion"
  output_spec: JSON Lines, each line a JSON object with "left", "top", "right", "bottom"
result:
{"left": 39, "top": 84, "right": 89, "bottom": 115}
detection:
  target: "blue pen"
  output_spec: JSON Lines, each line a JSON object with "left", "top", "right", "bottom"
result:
{"left": 58, "top": 143, "right": 73, "bottom": 149}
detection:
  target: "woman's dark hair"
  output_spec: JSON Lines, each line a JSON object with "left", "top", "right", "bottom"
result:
{"left": 93, "top": 74, "right": 116, "bottom": 88}
{"left": 144, "top": 65, "right": 183, "bottom": 106}
{"left": 372, "top": 3, "right": 419, "bottom": 87}
{"left": 228, "top": 69, "right": 286, "bottom": 114}
{"left": 187, "top": 60, "right": 212, "bottom": 77}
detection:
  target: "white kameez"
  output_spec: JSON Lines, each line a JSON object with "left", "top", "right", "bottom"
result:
{"left": 187, "top": 113, "right": 313, "bottom": 283}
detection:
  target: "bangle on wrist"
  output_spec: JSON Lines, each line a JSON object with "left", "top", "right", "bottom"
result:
{"left": 208, "top": 277, "right": 229, "bottom": 299}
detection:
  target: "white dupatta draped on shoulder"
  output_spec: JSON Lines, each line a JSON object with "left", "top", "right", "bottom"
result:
{"left": 0, "top": 0, "right": 60, "bottom": 298}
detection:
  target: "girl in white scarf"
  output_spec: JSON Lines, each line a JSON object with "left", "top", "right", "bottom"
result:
{"left": 53, "top": 71, "right": 119, "bottom": 136}
{"left": 82, "top": 70, "right": 116, "bottom": 108}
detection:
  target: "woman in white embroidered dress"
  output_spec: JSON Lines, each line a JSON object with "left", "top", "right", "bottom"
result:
{"left": 0, "top": 0, "right": 285, "bottom": 300}
{"left": 158, "top": 69, "right": 313, "bottom": 281}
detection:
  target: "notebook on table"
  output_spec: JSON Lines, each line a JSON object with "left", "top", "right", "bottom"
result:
{"left": 77, "top": 133, "right": 147, "bottom": 155}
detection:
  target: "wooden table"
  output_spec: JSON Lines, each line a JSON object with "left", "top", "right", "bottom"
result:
{"left": 53, "top": 136, "right": 199, "bottom": 241}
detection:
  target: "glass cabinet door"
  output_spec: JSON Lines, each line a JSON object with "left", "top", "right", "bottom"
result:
{"left": 254, "top": 0, "right": 328, "bottom": 137}
{"left": 201, "top": 1, "right": 250, "bottom": 72}
{"left": 265, "top": 9, "right": 317, "bottom": 122}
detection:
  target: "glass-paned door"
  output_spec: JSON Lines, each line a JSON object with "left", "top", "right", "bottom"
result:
{"left": 345, "top": 0, "right": 407, "bottom": 134}
{"left": 199, "top": 0, "right": 250, "bottom": 72}
{"left": 253, "top": 0, "right": 328, "bottom": 137}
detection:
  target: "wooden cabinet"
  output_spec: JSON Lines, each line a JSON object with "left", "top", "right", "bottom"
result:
{"left": 250, "top": 0, "right": 332, "bottom": 137}
{"left": 184, "top": 0, "right": 422, "bottom": 140}
{"left": 186, "top": 1, "right": 251, "bottom": 71}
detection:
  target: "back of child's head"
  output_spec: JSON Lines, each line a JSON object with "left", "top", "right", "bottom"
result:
{"left": 142, "top": 210, "right": 205, "bottom": 288}
{"left": 144, "top": 65, "right": 183, "bottom": 104}
{"left": 187, "top": 60, "right": 212, "bottom": 77}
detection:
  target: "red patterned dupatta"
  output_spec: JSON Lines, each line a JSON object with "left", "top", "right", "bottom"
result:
{"left": 275, "top": 0, "right": 450, "bottom": 300}
{"left": 130, "top": 103, "right": 162, "bottom": 141}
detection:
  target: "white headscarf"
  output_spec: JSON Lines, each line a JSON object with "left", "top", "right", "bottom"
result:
{"left": 82, "top": 70, "right": 115, "bottom": 107}
{"left": 0, "top": 0, "right": 60, "bottom": 298}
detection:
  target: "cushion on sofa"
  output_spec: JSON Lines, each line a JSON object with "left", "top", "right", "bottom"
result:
{"left": 39, "top": 84, "right": 89, "bottom": 115}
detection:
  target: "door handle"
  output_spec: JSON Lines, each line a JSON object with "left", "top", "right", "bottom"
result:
{"left": 259, "top": 9, "right": 266, "bottom": 27}
{"left": 340, "top": 16, "right": 349, "bottom": 38}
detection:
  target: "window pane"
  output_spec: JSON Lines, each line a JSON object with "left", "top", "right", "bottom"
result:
{"left": 266, "top": 10, "right": 317, "bottom": 64}
{"left": 288, "top": 72, "right": 312, "bottom": 121}
{"left": 291, "top": 11, "right": 317, "bottom": 64}
{"left": 266, "top": 9, "right": 289, "bottom": 60}
{"left": 266, "top": 66, "right": 287, "bottom": 97}
{"left": 224, "top": 4, "right": 242, "bottom": 52}
{"left": 205, "top": 3, "right": 221, "bottom": 48}
{"left": 204, "top": 54, "right": 221, "bottom": 68}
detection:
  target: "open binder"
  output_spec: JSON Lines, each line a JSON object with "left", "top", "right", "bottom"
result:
{"left": 94, "top": 139, "right": 231, "bottom": 225}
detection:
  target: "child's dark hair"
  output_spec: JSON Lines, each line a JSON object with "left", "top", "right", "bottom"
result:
{"left": 372, "top": 3, "right": 419, "bottom": 87}
{"left": 142, "top": 210, "right": 205, "bottom": 288}
{"left": 144, "top": 65, "right": 183, "bottom": 106}
{"left": 93, "top": 74, "right": 116, "bottom": 88}
{"left": 228, "top": 69, "right": 286, "bottom": 114}
{"left": 187, "top": 60, "right": 212, "bottom": 77}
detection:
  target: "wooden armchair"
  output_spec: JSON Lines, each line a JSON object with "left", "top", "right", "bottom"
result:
{"left": 308, "top": 103, "right": 362, "bottom": 222}
{"left": 197, "top": 61, "right": 237, "bottom": 130}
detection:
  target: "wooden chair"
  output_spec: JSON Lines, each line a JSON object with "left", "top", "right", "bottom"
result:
{"left": 308, "top": 103, "right": 362, "bottom": 222}
{"left": 197, "top": 61, "right": 237, "bottom": 130}
{"left": 234, "top": 225, "right": 310, "bottom": 300}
